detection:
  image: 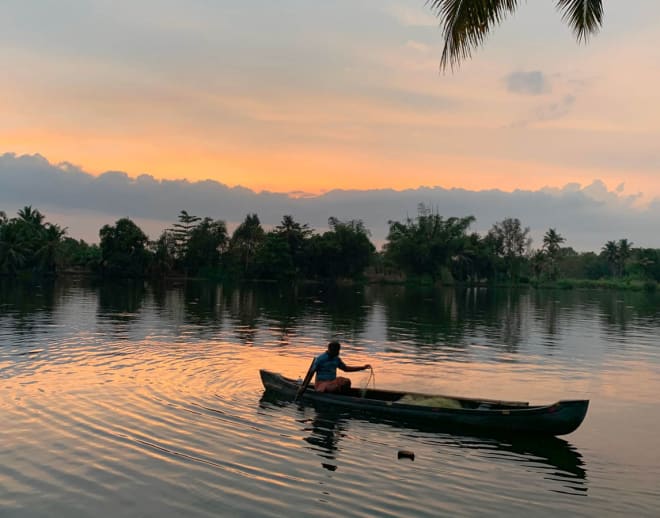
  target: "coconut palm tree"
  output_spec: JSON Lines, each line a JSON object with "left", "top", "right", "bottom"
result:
{"left": 542, "top": 228, "right": 565, "bottom": 280}
{"left": 428, "top": 0, "right": 604, "bottom": 70}
{"left": 616, "top": 238, "right": 633, "bottom": 277}
{"left": 530, "top": 249, "right": 545, "bottom": 281}
{"left": 602, "top": 240, "right": 618, "bottom": 276}
{"left": 35, "top": 223, "right": 67, "bottom": 274}
{"left": 543, "top": 228, "right": 565, "bottom": 255}
{"left": 274, "top": 215, "right": 313, "bottom": 274}
{"left": 17, "top": 205, "right": 45, "bottom": 226}
{"left": 0, "top": 223, "right": 27, "bottom": 274}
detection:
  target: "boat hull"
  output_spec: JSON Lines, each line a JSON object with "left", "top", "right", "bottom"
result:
{"left": 259, "top": 369, "right": 589, "bottom": 436}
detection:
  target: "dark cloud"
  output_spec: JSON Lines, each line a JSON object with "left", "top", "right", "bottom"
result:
{"left": 509, "top": 94, "right": 576, "bottom": 128}
{"left": 1, "top": 152, "right": 659, "bottom": 252}
{"left": 505, "top": 70, "right": 550, "bottom": 95}
{"left": 535, "top": 94, "right": 575, "bottom": 121}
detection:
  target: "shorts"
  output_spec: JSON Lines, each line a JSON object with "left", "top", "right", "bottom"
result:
{"left": 315, "top": 377, "right": 351, "bottom": 393}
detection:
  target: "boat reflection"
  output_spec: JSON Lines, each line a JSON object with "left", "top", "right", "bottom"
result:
{"left": 260, "top": 390, "right": 587, "bottom": 492}
{"left": 303, "top": 411, "right": 346, "bottom": 472}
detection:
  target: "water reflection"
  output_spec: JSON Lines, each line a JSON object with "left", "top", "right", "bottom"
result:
{"left": 2, "top": 277, "right": 660, "bottom": 362}
{"left": 302, "top": 411, "right": 346, "bottom": 472}
{"left": 0, "top": 278, "right": 58, "bottom": 340}
{"left": 96, "top": 278, "right": 146, "bottom": 320}
{"left": 0, "top": 278, "right": 55, "bottom": 313}
{"left": 0, "top": 277, "right": 660, "bottom": 361}
{"left": 376, "top": 286, "right": 532, "bottom": 352}
{"left": 319, "top": 285, "right": 369, "bottom": 339}
{"left": 531, "top": 290, "right": 562, "bottom": 342}
{"left": 260, "top": 391, "right": 587, "bottom": 494}
{"left": 4, "top": 277, "right": 660, "bottom": 516}
{"left": 377, "top": 285, "right": 470, "bottom": 346}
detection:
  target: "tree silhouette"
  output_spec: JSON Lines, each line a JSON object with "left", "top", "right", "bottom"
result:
{"left": 601, "top": 239, "right": 632, "bottom": 278}
{"left": 488, "top": 217, "right": 531, "bottom": 281}
{"left": 542, "top": 228, "right": 566, "bottom": 280}
{"left": 617, "top": 238, "right": 633, "bottom": 277}
{"left": 169, "top": 210, "right": 202, "bottom": 262}
{"left": 273, "top": 214, "right": 313, "bottom": 275}
{"left": 36, "top": 223, "right": 67, "bottom": 274}
{"left": 17, "top": 206, "right": 45, "bottom": 226}
{"left": 230, "top": 214, "right": 265, "bottom": 276}
{"left": 99, "top": 218, "right": 150, "bottom": 277}
{"left": 385, "top": 204, "right": 475, "bottom": 282}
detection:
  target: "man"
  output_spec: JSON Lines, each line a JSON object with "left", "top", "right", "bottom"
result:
{"left": 297, "top": 341, "right": 371, "bottom": 397}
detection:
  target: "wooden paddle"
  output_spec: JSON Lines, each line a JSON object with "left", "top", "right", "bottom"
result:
{"left": 294, "top": 359, "right": 316, "bottom": 401}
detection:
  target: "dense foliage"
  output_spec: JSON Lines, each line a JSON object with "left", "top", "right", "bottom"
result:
{"left": 1, "top": 205, "right": 659, "bottom": 288}
{"left": 0, "top": 206, "right": 98, "bottom": 277}
{"left": 99, "top": 218, "right": 151, "bottom": 277}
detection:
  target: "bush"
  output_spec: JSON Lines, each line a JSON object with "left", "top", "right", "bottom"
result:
{"left": 643, "top": 280, "right": 658, "bottom": 292}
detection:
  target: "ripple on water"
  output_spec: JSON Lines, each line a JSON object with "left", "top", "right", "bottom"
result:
{"left": 2, "top": 281, "right": 660, "bottom": 516}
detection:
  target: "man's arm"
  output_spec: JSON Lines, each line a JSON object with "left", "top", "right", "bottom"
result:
{"left": 340, "top": 362, "right": 371, "bottom": 373}
{"left": 295, "top": 359, "right": 317, "bottom": 400}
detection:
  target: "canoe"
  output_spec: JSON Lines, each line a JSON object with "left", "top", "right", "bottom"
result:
{"left": 259, "top": 369, "right": 589, "bottom": 436}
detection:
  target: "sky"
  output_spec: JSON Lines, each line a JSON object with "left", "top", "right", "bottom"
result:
{"left": 2, "top": 0, "right": 660, "bottom": 250}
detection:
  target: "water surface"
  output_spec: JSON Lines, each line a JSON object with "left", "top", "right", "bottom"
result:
{"left": 1, "top": 278, "right": 659, "bottom": 516}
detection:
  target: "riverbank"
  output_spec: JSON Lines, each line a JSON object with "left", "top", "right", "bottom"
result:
{"left": 3, "top": 270, "right": 658, "bottom": 292}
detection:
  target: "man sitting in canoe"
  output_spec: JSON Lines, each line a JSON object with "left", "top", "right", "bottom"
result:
{"left": 297, "top": 341, "right": 371, "bottom": 397}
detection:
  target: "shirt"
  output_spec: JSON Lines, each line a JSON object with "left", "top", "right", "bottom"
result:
{"left": 312, "top": 352, "right": 347, "bottom": 382}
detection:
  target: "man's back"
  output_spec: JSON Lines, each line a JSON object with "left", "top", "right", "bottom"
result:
{"left": 313, "top": 352, "right": 346, "bottom": 381}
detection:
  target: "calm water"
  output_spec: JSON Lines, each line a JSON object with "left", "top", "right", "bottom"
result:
{"left": 1, "top": 278, "right": 659, "bottom": 517}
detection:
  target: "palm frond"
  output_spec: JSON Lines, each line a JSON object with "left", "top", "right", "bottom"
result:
{"left": 427, "top": 0, "right": 520, "bottom": 71}
{"left": 556, "top": 0, "right": 603, "bottom": 42}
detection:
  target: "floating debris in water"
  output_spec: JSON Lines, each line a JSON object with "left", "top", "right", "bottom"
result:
{"left": 397, "top": 450, "right": 415, "bottom": 461}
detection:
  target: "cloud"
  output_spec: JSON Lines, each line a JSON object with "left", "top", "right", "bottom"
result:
{"left": 505, "top": 70, "right": 550, "bottom": 95}
{"left": 2, "top": 153, "right": 660, "bottom": 252}
{"left": 509, "top": 94, "right": 576, "bottom": 128}
{"left": 404, "top": 40, "right": 432, "bottom": 54}
{"left": 384, "top": 4, "right": 438, "bottom": 27}
{"left": 535, "top": 94, "right": 575, "bottom": 121}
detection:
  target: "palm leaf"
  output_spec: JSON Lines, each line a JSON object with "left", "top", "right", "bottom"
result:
{"left": 428, "top": 0, "right": 604, "bottom": 70}
{"left": 556, "top": 0, "right": 603, "bottom": 42}
{"left": 427, "top": 0, "right": 520, "bottom": 70}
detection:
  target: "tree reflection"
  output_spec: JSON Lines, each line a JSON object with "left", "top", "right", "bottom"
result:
{"left": 379, "top": 285, "right": 476, "bottom": 352}
{"left": 316, "top": 284, "right": 369, "bottom": 340}
{"left": 598, "top": 290, "right": 635, "bottom": 334}
{"left": 182, "top": 280, "right": 225, "bottom": 334}
{"left": 225, "top": 285, "right": 261, "bottom": 345}
{"left": 95, "top": 278, "right": 146, "bottom": 322}
{"left": 531, "top": 289, "right": 563, "bottom": 340}
{"left": 256, "top": 284, "right": 308, "bottom": 347}
{"left": 489, "top": 288, "right": 526, "bottom": 352}
{"left": 0, "top": 278, "right": 57, "bottom": 337}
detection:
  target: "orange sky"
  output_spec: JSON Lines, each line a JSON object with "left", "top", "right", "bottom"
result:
{"left": 2, "top": 2, "right": 660, "bottom": 199}
{"left": 3, "top": 129, "right": 653, "bottom": 198}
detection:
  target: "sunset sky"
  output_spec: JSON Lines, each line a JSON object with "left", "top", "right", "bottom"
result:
{"left": 2, "top": 1, "right": 660, "bottom": 249}
{"left": 3, "top": 0, "right": 660, "bottom": 195}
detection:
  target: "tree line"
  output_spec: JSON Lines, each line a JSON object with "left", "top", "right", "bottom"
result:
{"left": 1, "top": 204, "right": 659, "bottom": 287}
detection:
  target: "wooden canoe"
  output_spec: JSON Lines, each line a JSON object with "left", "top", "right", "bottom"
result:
{"left": 259, "top": 369, "right": 589, "bottom": 436}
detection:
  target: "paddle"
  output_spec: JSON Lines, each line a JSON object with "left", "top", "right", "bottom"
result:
{"left": 294, "top": 359, "right": 316, "bottom": 401}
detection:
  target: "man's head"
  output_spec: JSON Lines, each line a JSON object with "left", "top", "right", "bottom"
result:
{"left": 327, "top": 341, "right": 341, "bottom": 357}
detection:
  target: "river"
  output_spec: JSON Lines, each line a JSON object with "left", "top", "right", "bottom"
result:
{"left": 1, "top": 277, "right": 659, "bottom": 516}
